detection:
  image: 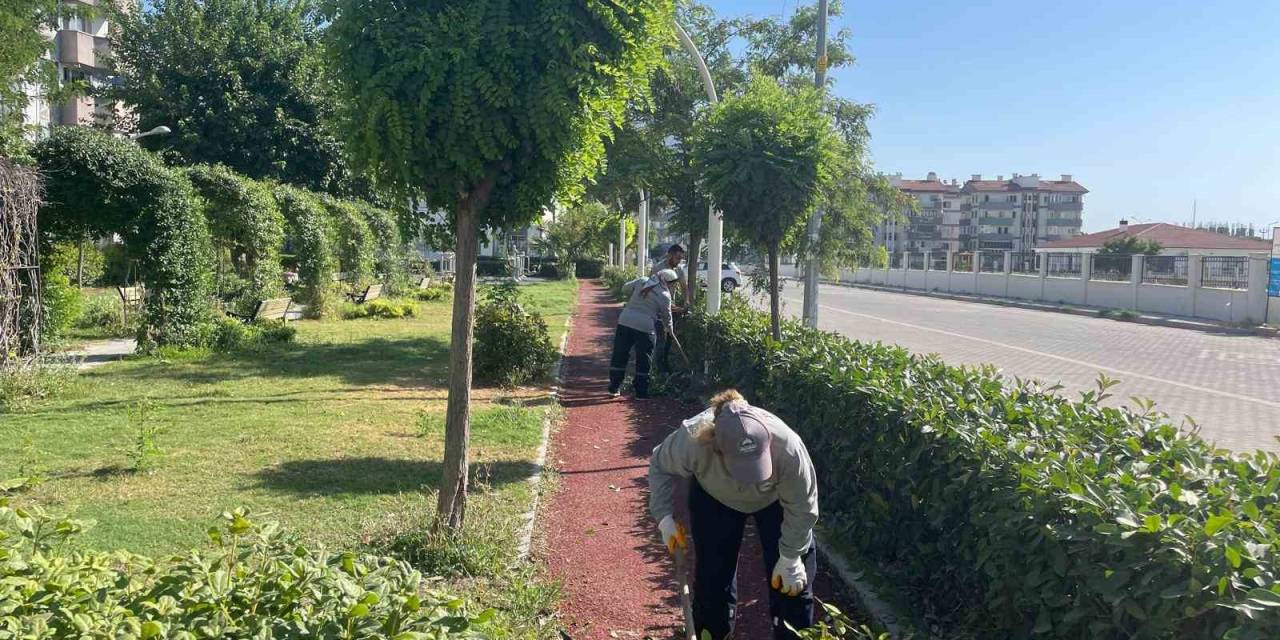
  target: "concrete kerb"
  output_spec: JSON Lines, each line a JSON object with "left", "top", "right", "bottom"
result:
{"left": 792, "top": 277, "right": 1279, "bottom": 339}
{"left": 515, "top": 313, "right": 573, "bottom": 562}
{"left": 816, "top": 537, "right": 912, "bottom": 639}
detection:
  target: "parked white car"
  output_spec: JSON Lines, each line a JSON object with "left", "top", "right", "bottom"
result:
{"left": 695, "top": 261, "right": 743, "bottom": 293}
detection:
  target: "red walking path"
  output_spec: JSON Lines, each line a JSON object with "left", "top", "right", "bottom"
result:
{"left": 542, "top": 282, "right": 835, "bottom": 639}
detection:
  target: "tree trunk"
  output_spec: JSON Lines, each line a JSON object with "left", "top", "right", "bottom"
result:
{"left": 437, "top": 197, "right": 480, "bottom": 530}
{"left": 685, "top": 232, "right": 702, "bottom": 308}
{"left": 77, "top": 234, "right": 86, "bottom": 288}
{"left": 768, "top": 243, "right": 781, "bottom": 341}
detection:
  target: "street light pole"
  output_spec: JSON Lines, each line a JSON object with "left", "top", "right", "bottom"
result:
{"left": 801, "top": 0, "right": 829, "bottom": 328}
{"left": 674, "top": 21, "right": 723, "bottom": 316}
{"left": 131, "top": 125, "right": 171, "bottom": 141}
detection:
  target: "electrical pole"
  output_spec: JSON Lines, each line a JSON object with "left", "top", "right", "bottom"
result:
{"left": 801, "top": 0, "right": 828, "bottom": 328}
{"left": 636, "top": 189, "right": 649, "bottom": 275}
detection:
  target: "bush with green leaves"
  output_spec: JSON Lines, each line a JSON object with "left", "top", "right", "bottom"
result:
{"left": 0, "top": 503, "right": 498, "bottom": 637}
{"left": 474, "top": 283, "right": 556, "bottom": 387}
{"left": 0, "top": 358, "right": 75, "bottom": 413}
{"left": 600, "top": 265, "right": 636, "bottom": 302}
{"left": 680, "top": 299, "right": 1280, "bottom": 639}
{"left": 34, "top": 127, "right": 215, "bottom": 348}
{"left": 38, "top": 265, "right": 82, "bottom": 342}
{"left": 274, "top": 184, "right": 337, "bottom": 317}
{"left": 342, "top": 298, "right": 418, "bottom": 320}
{"left": 187, "top": 165, "right": 286, "bottom": 314}
{"left": 194, "top": 316, "right": 297, "bottom": 353}
{"left": 413, "top": 285, "right": 452, "bottom": 303}
{"left": 75, "top": 290, "right": 139, "bottom": 338}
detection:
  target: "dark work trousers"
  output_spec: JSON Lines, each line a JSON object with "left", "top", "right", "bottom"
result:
{"left": 608, "top": 324, "right": 655, "bottom": 397}
{"left": 690, "top": 480, "right": 816, "bottom": 640}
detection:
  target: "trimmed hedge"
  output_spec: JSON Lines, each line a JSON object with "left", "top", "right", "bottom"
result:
{"left": 274, "top": 185, "right": 336, "bottom": 317}
{"left": 34, "top": 127, "right": 215, "bottom": 348}
{"left": 357, "top": 202, "right": 411, "bottom": 294}
{"left": 0, "top": 502, "right": 497, "bottom": 637}
{"left": 320, "top": 196, "right": 376, "bottom": 287}
{"left": 187, "top": 165, "right": 286, "bottom": 315}
{"left": 680, "top": 300, "right": 1280, "bottom": 639}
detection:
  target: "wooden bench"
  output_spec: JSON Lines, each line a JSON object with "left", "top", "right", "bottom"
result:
{"left": 345, "top": 283, "right": 383, "bottom": 304}
{"left": 416, "top": 276, "right": 432, "bottom": 289}
{"left": 228, "top": 297, "right": 294, "bottom": 323}
{"left": 117, "top": 285, "right": 145, "bottom": 325}
{"left": 332, "top": 271, "right": 352, "bottom": 283}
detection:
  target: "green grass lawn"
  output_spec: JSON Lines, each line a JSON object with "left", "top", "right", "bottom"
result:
{"left": 3, "top": 279, "right": 578, "bottom": 557}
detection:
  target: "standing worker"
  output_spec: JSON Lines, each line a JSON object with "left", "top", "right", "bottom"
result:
{"left": 649, "top": 390, "right": 818, "bottom": 639}
{"left": 650, "top": 243, "right": 686, "bottom": 372}
{"left": 608, "top": 268, "right": 678, "bottom": 398}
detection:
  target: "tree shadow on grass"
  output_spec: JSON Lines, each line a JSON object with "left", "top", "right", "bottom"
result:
{"left": 247, "top": 457, "right": 536, "bottom": 497}
{"left": 109, "top": 336, "right": 451, "bottom": 388}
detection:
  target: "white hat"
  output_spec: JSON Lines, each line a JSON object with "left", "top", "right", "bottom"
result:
{"left": 657, "top": 268, "right": 679, "bottom": 283}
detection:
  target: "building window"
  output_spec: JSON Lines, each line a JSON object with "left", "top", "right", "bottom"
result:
{"left": 1008, "top": 195, "right": 1017, "bottom": 203}
{"left": 943, "top": 201, "right": 950, "bottom": 209}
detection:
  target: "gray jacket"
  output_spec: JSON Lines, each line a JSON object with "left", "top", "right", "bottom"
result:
{"left": 618, "top": 276, "right": 673, "bottom": 334}
{"left": 648, "top": 406, "right": 819, "bottom": 558}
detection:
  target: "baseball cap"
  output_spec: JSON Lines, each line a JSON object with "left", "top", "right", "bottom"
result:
{"left": 714, "top": 404, "right": 773, "bottom": 484}
{"left": 657, "top": 268, "right": 679, "bottom": 283}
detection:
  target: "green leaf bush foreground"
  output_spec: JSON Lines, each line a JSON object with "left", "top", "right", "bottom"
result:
{"left": 0, "top": 502, "right": 495, "bottom": 638}
{"left": 678, "top": 300, "right": 1280, "bottom": 639}
{"left": 474, "top": 283, "right": 557, "bottom": 387}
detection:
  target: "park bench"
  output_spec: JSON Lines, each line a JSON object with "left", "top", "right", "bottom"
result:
{"left": 116, "top": 285, "right": 145, "bottom": 325}
{"left": 416, "top": 276, "right": 432, "bottom": 289}
{"left": 332, "top": 271, "right": 352, "bottom": 283}
{"left": 346, "top": 283, "right": 383, "bottom": 305}
{"left": 228, "top": 297, "right": 294, "bottom": 323}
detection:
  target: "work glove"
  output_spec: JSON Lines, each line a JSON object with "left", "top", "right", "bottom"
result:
{"left": 658, "top": 515, "right": 688, "bottom": 554}
{"left": 771, "top": 555, "right": 807, "bottom": 596}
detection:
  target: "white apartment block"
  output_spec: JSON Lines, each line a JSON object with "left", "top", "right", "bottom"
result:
{"left": 18, "top": 0, "right": 126, "bottom": 139}
{"left": 876, "top": 172, "right": 1087, "bottom": 255}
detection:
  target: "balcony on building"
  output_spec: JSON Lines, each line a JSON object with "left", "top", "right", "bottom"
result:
{"left": 1047, "top": 200, "right": 1083, "bottom": 211}
{"left": 58, "top": 29, "right": 96, "bottom": 67}
{"left": 58, "top": 96, "right": 94, "bottom": 125}
{"left": 978, "top": 217, "right": 1016, "bottom": 226}
{"left": 1045, "top": 217, "right": 1081, "bottom": 228}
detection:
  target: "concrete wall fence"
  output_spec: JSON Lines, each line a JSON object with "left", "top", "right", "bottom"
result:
{"left": 782, "top": 251, "right": 1270, "bottom": 325}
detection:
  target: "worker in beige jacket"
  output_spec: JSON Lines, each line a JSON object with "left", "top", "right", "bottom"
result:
{"left": 648, "top": 390, "right": 819, "bottom": 639}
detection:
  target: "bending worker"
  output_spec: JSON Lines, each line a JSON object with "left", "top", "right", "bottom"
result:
{"left": 649, "top": 390, "right": 819, "bottom": 639}
{"left": 608, "top": 268, "right": 677, "bottom": 398}
{"left": 650, "top": 243, "right": 686, "bottom": 373}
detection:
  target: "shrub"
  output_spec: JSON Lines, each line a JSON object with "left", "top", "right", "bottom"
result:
{"left": 195, "top": 316, "right": 297, "bottom": 352}
{"left": 342, "top": 298, "right": 418, "bottom": 320}
{"left": 600, "top": 265, "right": 635, "bottom": 301}
{"left": 38, "top": 267, "right": 82, "bottom": 342}
{"left": 357, "top": 202, "right": 412, "bottom": 294}
{"left": 0, "top": 359, "right": 76, "bottom": 412}
{"left": 0, "top": 504, "right": 498, "bottom": 637}
{"left": 46, "top": 240, "right": 105, "bottom": 285}
{"left": 75, "top": 290, "right": 139, "bottom": 337}
{"left": 574, "top": 258, "right": 604, "bottom": 279}
{"left": 474, "top": 283, "right": 556, "bottom": 387}
{"left": 413, "top": 285, "right": 452, "bottom": 302}
{"left": 476, "top": 255, "right": 508, "bottom": 277}
{"left": 681, "top": 300, "right": 1280, "bottom": 639}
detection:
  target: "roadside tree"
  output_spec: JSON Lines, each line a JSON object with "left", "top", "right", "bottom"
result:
{"left": 1099, "top": 236, "right": 1163, "bottom": 256}
{"left": 326, "top": 0, "right": 673, "bottom": 529}
{"left": 694, "top": 75, "right": 838, "bottom": 340}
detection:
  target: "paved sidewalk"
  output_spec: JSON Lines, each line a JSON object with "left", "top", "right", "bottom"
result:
{"left": 543, "top": 282, "right": 827, "bottom": 639}
{"left": 67, "top": 338, "right": 136, "bottom": 369}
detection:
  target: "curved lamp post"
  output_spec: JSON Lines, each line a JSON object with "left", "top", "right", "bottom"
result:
{"left": 131, "top": 125, "right": 171, "bottom": 141}
{"left": 673, "top": 22, "right": 723, "bottom": 316}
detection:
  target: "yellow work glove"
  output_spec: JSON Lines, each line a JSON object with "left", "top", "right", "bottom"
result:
{"left": 771, "top": 555, "right": 806, "bottom": 596}
{"left": 658, "top": 515, "right": 688, "bottom": 554}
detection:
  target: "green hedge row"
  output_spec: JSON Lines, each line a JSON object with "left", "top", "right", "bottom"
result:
{"left": 679, "top": 300, "right": 1280, "bottom": 639}
{"left": 0, "top": 501, "right": 496, "bottom": 638}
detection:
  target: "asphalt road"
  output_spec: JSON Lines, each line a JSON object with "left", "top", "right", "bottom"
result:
{"left": 774, "top": 282, "right": 1280, "bottom": 453}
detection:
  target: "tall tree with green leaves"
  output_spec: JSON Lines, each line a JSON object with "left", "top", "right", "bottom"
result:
{"left": 108, "top": 0, "right": 352, "bottom": 194}
{"left": 534, "top": 201, "right": 613, "bottom": 277}
{"left": 326, "top": 0, "right": 673, "bottom": 529}
{"left": 694, "top": 74, "right": 839, "bottom": 340}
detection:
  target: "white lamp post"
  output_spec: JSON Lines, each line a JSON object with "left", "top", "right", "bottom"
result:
{"left": 131, "top": 125, "right": 171, "bottom": 141}
{"left": 673, "top": 22, "right": 723, "bottom": 315}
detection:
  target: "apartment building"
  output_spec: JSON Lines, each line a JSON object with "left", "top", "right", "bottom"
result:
{"left": 963, "top": 173, "right": 1086, "bottom": 252}
{"left": 877, "top": 172, "right": 962, "bottom": 254}
{"left": 20, "top": 0, "right": 125, "bottom": 138}
{"left": 877, "top": 172, "right": 1086, "bottom": 254}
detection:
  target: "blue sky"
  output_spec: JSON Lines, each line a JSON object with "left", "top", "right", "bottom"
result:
{"left": 704, "top": 0, "right": 1280, "bottom": 232}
